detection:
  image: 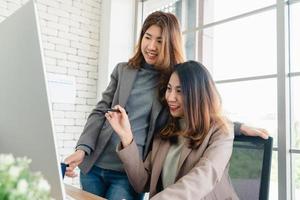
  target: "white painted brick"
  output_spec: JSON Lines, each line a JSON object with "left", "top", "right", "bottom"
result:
{"left": 47, "top": 36, "right": 70, "bottom": 46}
{"left": 68, "top": 55, "right": 88, "bottom": 64}
{"left": 71, "top": 41, "right": 90, "bottom": 51}
{"left": 89, "top": 19, "right": 100, "bottom": 29}
{"left": 73, "top": 1, "right": 92, "bottom": 12}
{"left": 53, "top": 111, "right": 65, "bottom": 118}
{"left": 75, "top": 119, "right": 87, "bottom": 126}
{"left": 64, "top": 5, "right": 80, "bottom": 15}
{"left": 39, "top": 19, "right": 47, "bottom": 27}
{"left": 56, "top": 0, "right": 72, "bottom": 6}
{"left": 89, "top": 46, "right": 99, "bottom": 53}
{"left": 79, "top": 37, "right": 98, "bottom": 46}
{"left": 47, "top": 7, "right": 69, "bottom": 18}
{"left": 53, "top": 103, "right": 75, "bottom": 111}
{"left": 87, "top": 85, "right": 97, "bottom": 92}
{"left": 59, "top": 146, "right": 75, "bottom": 155}
{"left": 38, "top": 12, "right": 58, "bottom": 22}
{"left": 58, "top": 31, "right": 80, "bottom": 42}
{"left": 41, "top": 34, "right": 48, "bottom": 43}
{"left": 70, "top": 27, "right": 90, "bottom": 37}
{"left": 38, "top": 0, "right": 59, "bottom": 8}
{"left": 57, "top": 60, "right": 78, "bottom": 69}
{"left": 65, "top": 111, "right": 85, "bottom": 119}
{"left": 85, "top": 0, "right": 100, "bottom": 9}
{"left": 63, "top": 140, "right": 77, "bottom": 148}
{"left": 90, "top": 32, "right": 99, "bottom": 40}
{"left": 70, "top": 13, "right": 90, "bottom": 24}
{"left": 0, "top": 2, "right": 7, "bottom": 8}
{"left": 36, "top": 3, "right": 47, "bottom": 12}
{"left": 77, "top": 91, "right": 96, "bottom": 99}
{"left": 76, "top": 83, "right": 94, "bottom": 91}
{"left": 65, "top": 126, "right": 84, "bottom": 133}
{"left": 59, "top": 17, "right": 80, "bottom": 28}
{"left": 75, "top": 83, "right": 88, "bottom": 90}
{"left": 44, "top": 49, "right": 67, "bottom": 60}
{"left": 88, "top": 71, "right": 98, "bottom": 79}
{"left": 68, "top": 69, "right": 88, "bottom": 77}
{"left": 88, "top": 58, "right": 98, "bottom": 66}
{"left": 41, "top": 27, "right": 58, "bottom": 36}
{"left": 87, "top": 98, "right": 97, "bottom": 105}
{"left": 78, "top": 49, "right": 98, "bottom": 59}
{"left": 79, "top": 64, "right": 97, "bottom": 72}
{"left": 56, "top": 45, "right": 77, "bottom": 55}
{"left": 81, "top": 12, "right": 100, "bottom": 21}
{"left": 54, "top": 118, "right": 75, "bottom": 126}
{"left": 76, "top": 104, "right": 95, "bottom": 112}
{"left": 75, "top": 97, "right": 86, "bottom": 104}
{"left": 91, "top": 6, "right": 101, "bottom": 13}
{"left": 76, "top": 77, "right": 97, "bottom": 85}
{"left": 56, "top": 139, "right": 64, "bottom": 148}
{"left": 46, "top": 65, "right": 67, "bottom": 74}
{"left": 80, "top": 24, "right": 99, "bottom": 33}
{"left": 44, "top": 57, "right": 56, "bottom": 65}
{"left": 42, "top": 42, "right": 55, "bottom": 50}
{"left": 47, "top": 21, "right": 69, "bottom": 32}
{"left": 54, "top": 125, "right": 65, "bottom": 132}
{"left": 82, "top": 4, "right": 94, "bottom": 13}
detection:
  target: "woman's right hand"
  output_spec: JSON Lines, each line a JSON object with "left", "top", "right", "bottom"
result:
{"left": 64, "top": 150, "right": 85, "bottom": 177}
{"left": 105, "top": 105, "right": 133, "bottom": 147}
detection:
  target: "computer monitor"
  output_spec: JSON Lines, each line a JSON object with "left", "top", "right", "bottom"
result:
{"left": 0, "top": 1, "right": 65, "bottom": 199}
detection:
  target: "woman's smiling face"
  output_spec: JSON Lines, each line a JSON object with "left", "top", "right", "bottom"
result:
{"left": 141, "top": 25, "right": 162, "bottom": 65}
{"left": 165, "top": 72, "right": 184, "bottom": 118}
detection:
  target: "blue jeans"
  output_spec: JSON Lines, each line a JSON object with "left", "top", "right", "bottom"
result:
{"left": 80, "top": 166, "right": 144, "bottom": 200}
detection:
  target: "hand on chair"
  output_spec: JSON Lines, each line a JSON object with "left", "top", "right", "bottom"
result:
{"left": 240, "top": 124, "right": 269, "bottom": 139}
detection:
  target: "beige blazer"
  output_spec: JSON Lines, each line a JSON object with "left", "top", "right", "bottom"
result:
{"left": 117, "top": 124, "right": 239, "bottom": 200}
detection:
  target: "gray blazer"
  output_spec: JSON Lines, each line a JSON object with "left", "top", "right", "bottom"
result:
{"left": 117, "top": 124, "right": 239, "bottom": 200}
{"left": 76, "top": 62, "right": 164, "bottom": 174}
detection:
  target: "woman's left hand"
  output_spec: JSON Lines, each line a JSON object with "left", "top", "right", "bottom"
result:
{"left": 105, "top": 105, "right": 133, "bottom": 147}
{"left": 240, "top": 124, "right": 269, "bottom": 139}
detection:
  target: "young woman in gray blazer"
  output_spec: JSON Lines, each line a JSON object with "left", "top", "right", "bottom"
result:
{"left": 107, "top": 61, "right": 239, "bottom": 199}
{"left": 65, "top": 11, "right": 267, "bottom": 200}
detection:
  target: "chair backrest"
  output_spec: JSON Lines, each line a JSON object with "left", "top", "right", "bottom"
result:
{"left": 229, "top": 135, "right": 273, "bottom": 200}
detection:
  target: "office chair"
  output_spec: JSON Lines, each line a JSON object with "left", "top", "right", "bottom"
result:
{"left": 229, "top": 135, "right": 273, "bottom": 200}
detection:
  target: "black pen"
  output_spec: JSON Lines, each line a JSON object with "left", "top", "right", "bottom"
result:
{"left": 97, "top": 108, "right": 128, "bottom": 114}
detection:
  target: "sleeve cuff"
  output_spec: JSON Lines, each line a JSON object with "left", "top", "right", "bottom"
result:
{"left": 116, "top": 140, "right": 139, "bottom": 162}
{"left": 76, "top": 144, "right": 92, "bottom": 155}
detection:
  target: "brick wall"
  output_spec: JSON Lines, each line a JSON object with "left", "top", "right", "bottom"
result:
{"left": 0, "top": 0, "right": 102, "bottom": 186}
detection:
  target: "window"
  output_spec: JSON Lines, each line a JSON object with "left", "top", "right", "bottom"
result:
{"left": 202, "top": 10, "right": 276, "bottom": 80}
{"left": 137, "top": 0, "right": 299, "bottom": 199}
{"left": 290, "top": 1, "right": 300, "bottom": 199}
{"left": 202, "top": 0, "right": 275, "bottom": 24}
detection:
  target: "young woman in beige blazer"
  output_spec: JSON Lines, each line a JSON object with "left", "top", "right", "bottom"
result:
{"left": 106, "top": 61, "right": 239, "bottom": 199}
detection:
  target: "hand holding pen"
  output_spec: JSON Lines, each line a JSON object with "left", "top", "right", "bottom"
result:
{"left": 104, "top": 105, "right": 133, "bottom": 147}
{"left": 96, "top": 108, "right": 128, "bottom": 114}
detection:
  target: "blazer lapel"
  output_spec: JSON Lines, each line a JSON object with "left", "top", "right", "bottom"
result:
{"left": 176, "top": 143, "right": 192, "bottom": 175}
{"left": 176, "top": 129, "right": 215, "bottom": 179}
{"left": 119, "top": 66, "right": 138, "bottom": 106}
{"left": 151, "top": 139, "right": 170, "bottom": 189}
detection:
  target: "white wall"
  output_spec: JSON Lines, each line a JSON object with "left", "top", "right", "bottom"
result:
{"left": 97, "top": 0, "right": 136, "bottom": 99}
{"left": 0, "top": 0, "right": 102, "bottom": 186}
